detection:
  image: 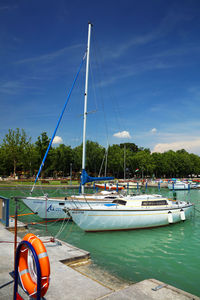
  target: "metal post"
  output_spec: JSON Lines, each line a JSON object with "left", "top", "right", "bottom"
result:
{"left": 70, "top": 163, "right": 72, "bottom": 185}
{"left": 79, "top": 183, "right": 81, "bottom": 194}
{"left": 6, "top": 198, "right": 9, "bottom": 228}
{"left": 14, "top": 198, "right": 18, "bottom": 271}
{"left": 124, "top": 144, "right": 126, "bottom": 180}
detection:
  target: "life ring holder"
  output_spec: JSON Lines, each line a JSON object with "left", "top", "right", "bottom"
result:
{"left": 14, "top": 233, "right": 50, "bottom": 300}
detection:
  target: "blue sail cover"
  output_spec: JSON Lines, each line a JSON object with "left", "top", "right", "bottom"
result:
{"left": 81, "top": 169, "right": 114, "bottom": 185}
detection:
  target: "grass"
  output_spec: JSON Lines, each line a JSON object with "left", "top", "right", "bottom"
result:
{"left": 0, "top": 180, "right": 80, "bottom": 186}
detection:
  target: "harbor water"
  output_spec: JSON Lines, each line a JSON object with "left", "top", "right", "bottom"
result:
{"left": 1, "top": 186, "right": 200, "bottom": 297}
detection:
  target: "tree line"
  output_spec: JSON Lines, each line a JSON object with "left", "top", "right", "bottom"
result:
{"left": 1, "top": 128, "right": 200, "bottom": 179}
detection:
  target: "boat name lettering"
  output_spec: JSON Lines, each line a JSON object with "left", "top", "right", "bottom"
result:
{"left": 47, "top": 204, "right": 62, "bottom": 212}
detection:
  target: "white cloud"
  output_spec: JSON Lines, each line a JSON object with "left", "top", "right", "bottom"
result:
{"left": 151, "top": 128, "right": 157, "bottom": 133}
{"left": 113, "top": 131, "right": 131, "bottom": 139}
{"left": 52, "top": 136, "right": 63, "bottom": 144}
{"left": 152, "top": 138, "right": 200, "bottom": 154}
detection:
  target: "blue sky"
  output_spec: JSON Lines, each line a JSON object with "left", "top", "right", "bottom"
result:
{"left": 1, "top": 0, "right": 200, "bottom": 154}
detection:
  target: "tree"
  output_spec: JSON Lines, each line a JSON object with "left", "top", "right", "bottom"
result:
{"left": 35, "top": 132, "right": 51, "bottom": 177}
{"left": 85, "top": 141, "right": 105, "bottom": 176}
{"left": 72, "top": 144, "right": 82, "bottom": 174}
{"left": 162, "top": 151, "right": 178, "bottom": 178}
{"left": 72, "top": 141, "right": 105, "bottom": 177}
{"left": 107, "top": 144, "right": 124, "bottom": 178}
{"left": 52, "top": 144, "right": 73, "bottom": 177}
{"left": 152, "top": 152, "right": 165, "bottom": 178}
{"left": 2, "top": 128, "right": 31, "bottom": 176}
{"left": 119, "top": 143, "right": 138, "bottom": 153}
{"left": 176, "top": 149, "right": 191, "bottom": 177}
{"left": 134, "top": 150, "right": 154, "bottom": 178}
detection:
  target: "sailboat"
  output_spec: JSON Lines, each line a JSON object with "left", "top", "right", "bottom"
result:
{"left": 21, "top": 23, "right": 120, "bottom": 220}
{"left": 22, "top": 23, "right": 194, "bottom": 228}
{"left": 67, "top": 24, "right": 194, "bottom": 231}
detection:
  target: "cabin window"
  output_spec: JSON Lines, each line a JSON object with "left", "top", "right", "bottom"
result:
{"left": 59, "top": 202, "right": 65, "bottom": 205}
{"left": 112, "top": 199, "right": 127, "bottom": 205}
{"left": 105, "top": 196, "right": 118, "bottom": 199}
{"left": 142, "top": 200, "right": 167, "bottom": 206}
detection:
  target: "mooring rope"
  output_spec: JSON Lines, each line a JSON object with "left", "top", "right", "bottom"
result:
{"left": 194, "top": 207, "right": 200, "bottom": 214}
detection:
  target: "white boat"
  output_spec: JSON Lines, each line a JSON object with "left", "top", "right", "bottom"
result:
{"left": 118, "top": 181, "right": 141, "bottom": 189}
{"left": 69, "top": 197, "right": 194, "bottom": 232}
{"left": 168, "top": 181, "right": 198, "bottom": 190}
{"left": 67, "top": 24, "right": 194, "bottom": 231}
{"left": 22, "top": 191, "right": 120, "bottom": 219}
{"left": 22, "top": 23, "right": 194, "bottom": 228}
{"left": 21, "top": 23, "right": 118, "bottom": 219}
{"left": 22, "top": 191, "right": 164, "bottom": 219}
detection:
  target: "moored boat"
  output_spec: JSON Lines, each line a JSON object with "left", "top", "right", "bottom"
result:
{"left": 168, "top": 180, "right": 198, "bottom": 190}
{"left": 95, "top": 183, "right": 124, "bottom": 190}
{"left": 22, "top": 191, "right": 120, "bottom": 219}
{"left": 69, "top": 197, "right": 194, "bottom": 232}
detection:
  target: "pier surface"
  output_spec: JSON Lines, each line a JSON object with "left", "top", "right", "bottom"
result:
{"left": 0, "top": 222, "right": 199, "bottom": 300}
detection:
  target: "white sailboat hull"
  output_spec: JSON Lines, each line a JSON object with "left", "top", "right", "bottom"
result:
{"left": 22, "top": 195, "right": 115, "bottom": 219}
{"left": 69, "top": 204, "right": 194, "bottom": 232}
{"left": 22, "top": 193, "right": 166, "bottom": 219}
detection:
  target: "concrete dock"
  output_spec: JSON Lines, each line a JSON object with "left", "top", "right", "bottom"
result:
{"left": 0, "top": 222, "right": 199, "bottom": 300}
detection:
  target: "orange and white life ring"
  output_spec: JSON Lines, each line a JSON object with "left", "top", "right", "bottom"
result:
{"left": 18, "top": 233, "right": 50, "bottom": 298}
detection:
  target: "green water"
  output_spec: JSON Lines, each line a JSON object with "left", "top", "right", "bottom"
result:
{"left": 1, "top": 187, "right": 200, "bottom": 296}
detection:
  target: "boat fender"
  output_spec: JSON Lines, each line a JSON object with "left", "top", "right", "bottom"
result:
{"left": 168, "top": 211, "right": 173, "bottom": 223}
{"left": 180, "top": 209, "right": 186, "bottom": 221}
{"left": 18, "top": 233, "right": 50, "bottom": 298}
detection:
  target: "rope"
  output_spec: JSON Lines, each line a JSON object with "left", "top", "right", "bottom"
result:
{"left": 54, "top": 216, "right": 70, "bottom": 239}
{"left": 194, "top": 207, "right": 200, "bottom": 214}
{"left": 0, "top": 241, "right": 15, "bottom": 243}
{"left": 0, "top": 280, "right": 14, "bottom": 290}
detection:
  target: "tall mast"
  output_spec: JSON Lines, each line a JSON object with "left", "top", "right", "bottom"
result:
{"left": 82, "top": 22, "right": 92, "bottom": 194}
